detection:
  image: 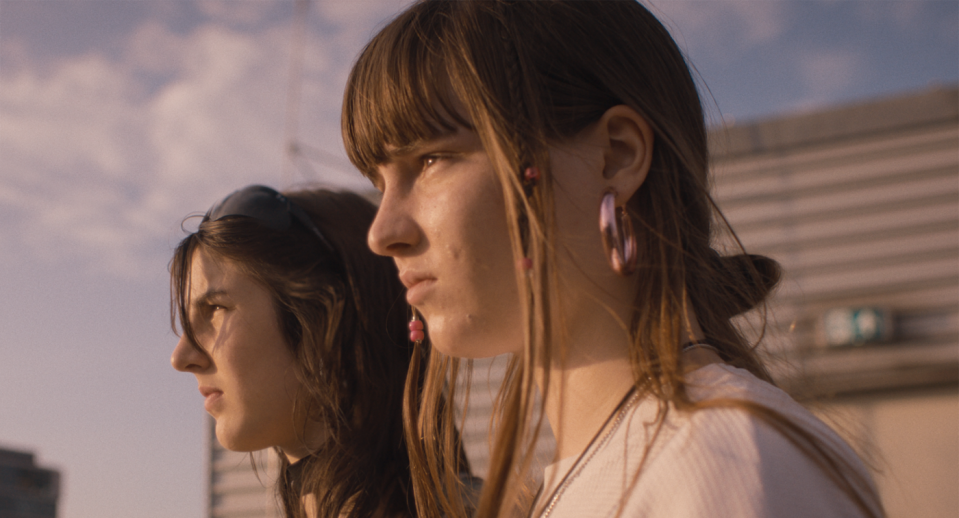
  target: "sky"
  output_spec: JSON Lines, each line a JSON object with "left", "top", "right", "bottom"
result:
{"left": 0, "top": 1, "right": 955, "bottom": 517}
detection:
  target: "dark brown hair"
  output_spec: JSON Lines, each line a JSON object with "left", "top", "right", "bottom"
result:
{"left": 171, "top": 188, "right": 415, "bottom": 518}
{"left": 343, "top": 2, "right": 884, "bottom": 518}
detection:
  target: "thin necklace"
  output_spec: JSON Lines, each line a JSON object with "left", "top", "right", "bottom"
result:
{"left": 530, "top": 386, "right": 640, "bottom": 518}
{"left": 681, "top": 340, "right": 721, "bottom": 355}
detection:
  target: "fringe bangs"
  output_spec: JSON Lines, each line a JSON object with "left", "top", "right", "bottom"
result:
{"left": 342, "top": 3, "right": 470, "bottom": 178}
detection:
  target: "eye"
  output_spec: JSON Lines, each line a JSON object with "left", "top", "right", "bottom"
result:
{"left": 199, "top": 303, "right": 227, "bottom": 318}
{"left": 422, "top": 153, "right": 456, "bottom": 172}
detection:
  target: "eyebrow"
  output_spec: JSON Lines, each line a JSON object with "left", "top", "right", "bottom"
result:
{"left": 370, "top": 129, "right": 469, "bottom": 188}
{"left": 383, "top": 132, "right": 468, "bottom": 161}
{"left": 369, "top": 140, "right": 433, "bottom": 189}
{"left": 381, "top": 140, "right": 428, "bottom": 163}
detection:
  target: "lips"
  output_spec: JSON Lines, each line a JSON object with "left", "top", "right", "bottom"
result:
{"left": 399, "top": 270, "right": 435, "bottom": 306}
{"left": 199, "top": 386, "right": 223, "bottom": 413}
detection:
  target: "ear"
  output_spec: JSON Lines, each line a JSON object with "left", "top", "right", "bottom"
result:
{"left": 598, "top": 105, "right": 654, "bottom": 205}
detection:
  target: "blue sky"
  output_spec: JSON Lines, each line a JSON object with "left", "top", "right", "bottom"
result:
{"left": 0, "top": 1, "right": 956, "bottom": 517}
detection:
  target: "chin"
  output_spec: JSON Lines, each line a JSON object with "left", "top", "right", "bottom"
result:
{"left": 215, "top": 421, "right": 261, "bottom": 453}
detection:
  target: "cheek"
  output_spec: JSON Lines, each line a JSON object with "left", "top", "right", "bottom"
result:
{"left": 452, "top": 194, "right": 526, "bottom": 354}
{"left": 229, "top": 354, "right": 300, "bottom": 444}
{"left": 462, "top": 174, "right": 512, "bottom": 259}
{"left": 226, "top": 322, "right": 298, "bottom": 412}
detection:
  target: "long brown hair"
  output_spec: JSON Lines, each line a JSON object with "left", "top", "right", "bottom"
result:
{"left": 171, "top": 189, "right": 415, "bottom": 518}
{"left": 343, "top": 2, "right": 884, "bottom": 518}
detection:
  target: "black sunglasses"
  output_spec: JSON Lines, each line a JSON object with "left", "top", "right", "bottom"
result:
{"left": 205, "top": 184, "right": 335, "bottom": 254}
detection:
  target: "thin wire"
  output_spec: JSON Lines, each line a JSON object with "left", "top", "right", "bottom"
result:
{"left": 282, "top": 0, "right": 310, "bottom": 186}
{"left": 293, "top": 142, "right": 357, "bottom": 174}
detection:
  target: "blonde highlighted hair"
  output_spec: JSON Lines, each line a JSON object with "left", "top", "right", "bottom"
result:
{"left": 343, "top": 2, "right": 884, "bottom": 517}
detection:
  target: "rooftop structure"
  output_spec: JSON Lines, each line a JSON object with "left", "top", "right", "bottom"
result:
{"left": 0, "top": 448, "right": 60, "bottom": 518}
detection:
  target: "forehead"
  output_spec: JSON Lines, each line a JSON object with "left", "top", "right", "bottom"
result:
{"left": 187, "top": 247, "right": 243, "bottom": 299}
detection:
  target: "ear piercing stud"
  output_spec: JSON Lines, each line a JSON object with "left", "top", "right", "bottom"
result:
{"left": 524, "top": 166, "right": 540, "bottom": 183}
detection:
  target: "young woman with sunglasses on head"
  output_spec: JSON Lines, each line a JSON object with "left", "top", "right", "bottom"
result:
{"left": 342, "top": 2, "right": 885, "bottom": 518}
{"left": 170, "top": 185, "right": 451, "bottom": 518}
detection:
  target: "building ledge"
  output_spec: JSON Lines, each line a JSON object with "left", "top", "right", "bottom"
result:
{"left": 773, "top": 339, "right": 959, "bottom": 399}
{"left": 709, "top": 86, "right": 959, "bottom": 158}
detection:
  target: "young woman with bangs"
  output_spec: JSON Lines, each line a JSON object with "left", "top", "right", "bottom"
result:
{"left": 341, "top": 1, "right": 885, "bottom": 518}
{"left": 170, "top": 186, "right": 450, "bottom": 518}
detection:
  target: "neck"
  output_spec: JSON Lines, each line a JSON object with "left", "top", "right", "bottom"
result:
{"left": 540, "top": 358, "right": 635, "bottom": 460}
{"left": 537, "top": 290, "right": 711, "bottom": 460}
{"left": 281, "top": 418, "right": 330, "bottom": 464}
{"left": 536, "top": 291, "right": 638, "bottom": 460}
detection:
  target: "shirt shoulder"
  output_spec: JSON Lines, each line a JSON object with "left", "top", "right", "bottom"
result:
{"left": 624, "top": 364, "right": 877, "bottom": 518}
{"left": 538, "top": 365, "right": 879, "bottom": 518}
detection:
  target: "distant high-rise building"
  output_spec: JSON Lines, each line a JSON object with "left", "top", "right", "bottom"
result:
{"left": 0, "top": 448, "right": 59, "bottom": 518}
{"left": 206, "top": 418, "right": 282, "bottom": 518}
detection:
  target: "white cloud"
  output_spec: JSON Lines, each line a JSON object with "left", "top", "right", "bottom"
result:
{"left": 650, "top": 0, "right": 790, "bottom": 60}
{"left": 315, "top": 0, "right": 412, "bottom": 28}
{"left": 798, "top": 47, "right": 863, "bottom": 96}
{"left": 854, "top": 0, "right": 925, "bottom": 28}
{"left": 854, "top": 0, "right": 958, "bottom": 46}
{"left": 197, "top": 0, "right": 281, "bottom": 27}
{"left": 780, "top": 47, "right": 867, "bottom": 114}
{"left": 146, "top": 24, "right": 286, "bottom": 185}
{"left": 126, "top": 20, "right": 191, "bottom": 76}
{"left": 0, "top": 10, "right": 376, "bottom": 279}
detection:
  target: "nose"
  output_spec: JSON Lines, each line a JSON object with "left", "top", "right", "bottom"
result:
{"left": 171, "top": 333, "right": 211, "bottom": 372}
{"left": 368, "top": 184, "right": 420, "bottom": 257}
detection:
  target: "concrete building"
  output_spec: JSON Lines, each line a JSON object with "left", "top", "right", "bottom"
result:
{"left": 206, "top": 419, "right": 282, "bottom": 518}
{"left": 206, "top": 86, "right": 958, "bottom": 517}
{"left": 710, "top": 85, "right": 958, "bottom": 518}
{"left": 0, "top": 448, "right": 59, "bottom": 518}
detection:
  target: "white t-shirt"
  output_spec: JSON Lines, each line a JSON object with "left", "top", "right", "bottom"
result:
{"left": 536, "top": 364, "right": 880, "bottom": 518}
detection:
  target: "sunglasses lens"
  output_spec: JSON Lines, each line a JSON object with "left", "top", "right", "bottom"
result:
{"left": 208, "top": 185, "right": 292, "bottom": 231}
{"left": 205, "top": 185, "right": 336, "bottom": 255}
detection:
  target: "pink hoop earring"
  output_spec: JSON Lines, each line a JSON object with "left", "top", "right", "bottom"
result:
{"left": 599, "top": 189, "right": 638, "bottom": 276}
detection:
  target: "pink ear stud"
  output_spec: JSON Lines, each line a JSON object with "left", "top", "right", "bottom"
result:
{"left": 524, "top": 166, "right": 540, "bottom": 183}
{"left": 518, "top": 257, "right": 533, "bottom": 270}
{"left": 409, "top": 312, "right": 425, "bottom": 343}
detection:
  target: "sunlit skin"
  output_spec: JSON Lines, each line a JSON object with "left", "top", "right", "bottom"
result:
{"left": 170, "top": 246, "right": 324, "bottom": 463}
{"left": 368, "top": 105, "right": 720, "bottom": 460}
{"left": 368, "top": 125, "right": 524, "bottom": 360}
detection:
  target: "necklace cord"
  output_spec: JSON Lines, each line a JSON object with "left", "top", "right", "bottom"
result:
{"left": 528, "top": 386, "right": 640, "bottom": 518}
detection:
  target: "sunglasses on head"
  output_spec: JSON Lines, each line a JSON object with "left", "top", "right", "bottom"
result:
{"left": 205, "top": 184, "right": 335, "bottom": 254}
